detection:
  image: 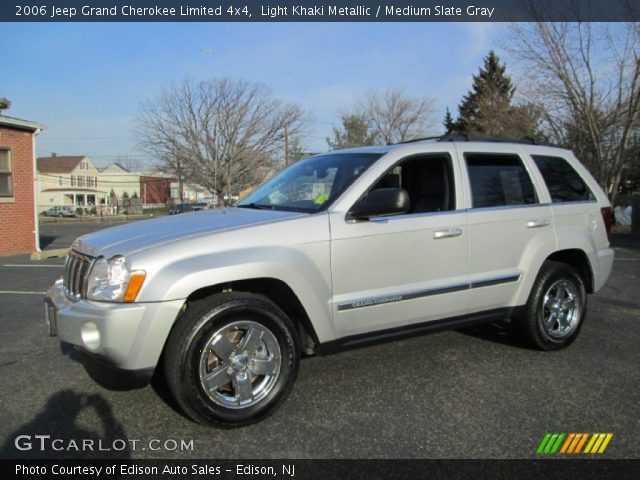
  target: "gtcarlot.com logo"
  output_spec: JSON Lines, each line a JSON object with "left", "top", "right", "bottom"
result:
{"left": 536, "top": 433, "right": 613, "bottom": 455}
{"left": 14, "top": 435, "right": 194, "bottom": 452}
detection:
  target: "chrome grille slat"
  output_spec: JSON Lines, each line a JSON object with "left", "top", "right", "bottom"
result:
{"left": 63, "top": 255, "right": 71, "bottom": 289}
{"left": 63, "top": 251, "right": 94, "bottom": 300}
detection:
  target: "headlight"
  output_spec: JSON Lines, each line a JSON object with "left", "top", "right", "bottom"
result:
{"left": 86, "top": 255, "right": 145, "bottom": 303}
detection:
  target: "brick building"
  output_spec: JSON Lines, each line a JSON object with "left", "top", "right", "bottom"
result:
{"left": 140, "top": 175, "right": 175, "bottom": 204}
{"left": 0, "top": 113, "right": 44, "bottom": 256}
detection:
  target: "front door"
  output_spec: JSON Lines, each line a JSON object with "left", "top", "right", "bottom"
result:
{"left": 329, "top": 151, "right": 470, "bottom": 338}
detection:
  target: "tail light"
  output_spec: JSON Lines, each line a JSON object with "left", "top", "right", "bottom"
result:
{"left": 600, "top": 207, "right": 612, "bottom": 241}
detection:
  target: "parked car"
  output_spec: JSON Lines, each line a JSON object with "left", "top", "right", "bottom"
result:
{"left": 45, "top": 137, "right": 613, "bottom": 427}
{"left": 192, "top": 202, "right": 209, "bottom": 211}
{"left": 42, "top": 206, "right": 76, "bottom": 217}
{"left": 168, "top": 203, "right": 193, "bottom": 215}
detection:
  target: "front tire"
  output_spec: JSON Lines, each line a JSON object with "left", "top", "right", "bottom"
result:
{"left": 164, "top": 292, "right": 299, "bottom": 427}
{"left": 513, "top": 261, "right": 587, "bottom": 350}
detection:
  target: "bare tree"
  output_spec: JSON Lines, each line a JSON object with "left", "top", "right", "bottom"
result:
{"left": 329, "top": 87, "right": 437, "bottom": 148}
{"left": 135, "top": 78, "right": 305, "bottom": 203}
{"left": 505, "top": 18, "right": 640, "bottom": 202}
{"left": 359, "top": 87, "right": 437, "bottom": 144}
{"left": 327, "top": 113, "right": 377, "bottom": 149}
{"left": 113, "top": 155, "right": 143, "bottom": 173}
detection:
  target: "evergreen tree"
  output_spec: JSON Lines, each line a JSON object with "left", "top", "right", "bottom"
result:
{"left": 443, "top": 108, "right": 456, "bottom": 135}
{"left": 451, "top": 50, "right": 541, "bottom": 139}
{"left": 287, "top": 135, "right": 309, "bottom": 164}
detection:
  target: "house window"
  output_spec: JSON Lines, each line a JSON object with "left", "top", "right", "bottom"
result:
{"left": 0, "top": 149, "right": 12, "bottom": 197}
{"left": 78, "top": 176, "right": 86, "bottom": 187}
{"left": 94, "top": 176, "right": 98, "bottom": 187}
{"left": 58, "top": 176, "right": 63, "bottom": 186}
{"left": 70, "top": 175, "right": 77, "bottom": 187}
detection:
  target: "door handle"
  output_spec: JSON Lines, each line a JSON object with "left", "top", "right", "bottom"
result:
{"left": 527, "top": 219, "right": 550, "bottom": 228}
{"left": 433, "top": 228, "right": 462, "bottom": 239}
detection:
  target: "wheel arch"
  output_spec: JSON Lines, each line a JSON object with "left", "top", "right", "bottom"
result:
{"left": 545, "top": 249, "right": 594, "bottom": 293}
{"left": 183, "top": 278, "right": 321, "bottom": 352}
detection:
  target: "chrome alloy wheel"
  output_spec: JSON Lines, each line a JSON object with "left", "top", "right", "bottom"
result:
{"left": 540, "top": 279, "right": 581, "bottom": 338}
{"left": 198, "top": 320, "right": 282, "bottom": 409}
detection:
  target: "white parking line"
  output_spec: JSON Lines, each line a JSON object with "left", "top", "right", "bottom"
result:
{"left": 615, "top": 257, "right": 640, "bottom": 261}
{"left": 2, "top": 264, "right": 64, "bottom": 268}
{"left": 0, "top": 291, "right": 45, "bottom": 295}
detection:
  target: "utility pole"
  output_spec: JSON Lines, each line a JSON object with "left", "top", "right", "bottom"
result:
{"left": 284, "top": 121, "right": 289, "bottom": 166}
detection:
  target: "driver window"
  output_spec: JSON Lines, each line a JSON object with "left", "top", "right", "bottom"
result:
{"left": 371, "top": 154, "right": 455, "bottom": 214}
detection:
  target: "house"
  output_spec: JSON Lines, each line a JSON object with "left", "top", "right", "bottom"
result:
{"left": 98, "top": 163, "right": 140, "bottom": 200}
{"left": 0, "top": 108, "right": 45, "bottom": 256}
{"left": 169, "top": 181, "right": 217, "bottom": 205}
{"left": 37, "top": 155, "right": 109, "bottom": 212}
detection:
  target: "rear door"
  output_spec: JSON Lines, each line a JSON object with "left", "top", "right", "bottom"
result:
{"left": 456, "top": 144, "right": 555, "bottom": 313}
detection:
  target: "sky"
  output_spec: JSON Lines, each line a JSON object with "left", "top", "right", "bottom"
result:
{"left": 0, "top": 22, "right": 500, "bottom": 169}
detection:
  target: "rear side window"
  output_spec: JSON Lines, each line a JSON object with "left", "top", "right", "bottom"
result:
{"left": 532, "top": 155, "right": 595, "bottom": 203}
{"left": 465, "top": 153, "right": 537, "bottom": 208}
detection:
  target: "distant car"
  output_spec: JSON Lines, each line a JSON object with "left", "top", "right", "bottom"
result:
{"left": 42, "top": 206, "right": 76, "bottom": 217}
{"left": 168, "top": 203, "right": 193, "bottom": 215}
{"left": 192, "top": 202, "right": 209, "bottom": 211}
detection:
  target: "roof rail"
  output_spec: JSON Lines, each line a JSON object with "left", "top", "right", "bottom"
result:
{"left": 391, "top": 134, "right": 557, "bottom": 147}
{"left": 387, "top": 135, "right": 442, "bottom": 145}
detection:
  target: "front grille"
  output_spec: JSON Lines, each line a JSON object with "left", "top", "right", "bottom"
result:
{"left": 63, "top": 250, "right": 94, "bottom": 300}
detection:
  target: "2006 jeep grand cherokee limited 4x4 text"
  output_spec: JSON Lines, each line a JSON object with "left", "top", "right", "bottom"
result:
{"left": 45, "top": 137, "right": 614, "bottom": 427}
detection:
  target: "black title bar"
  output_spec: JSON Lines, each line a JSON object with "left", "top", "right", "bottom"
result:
{"left": 3, "top": 459, "right": 640, "bottom": 480}
{"left": 2, "top": 0, "right": 639, "bottom": 22}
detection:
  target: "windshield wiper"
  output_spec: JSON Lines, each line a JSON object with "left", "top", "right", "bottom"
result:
{"left": 237, "top": 203, "right": 275, "bottom": 210}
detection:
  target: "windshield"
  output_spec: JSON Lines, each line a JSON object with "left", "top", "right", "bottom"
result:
{"left": 237, "top": 153, "right": 382, "bottom": 213}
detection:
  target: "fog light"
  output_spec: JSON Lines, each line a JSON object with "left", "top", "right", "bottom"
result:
{"left": 81, "top": 322, "right": 101, "bottom": 351}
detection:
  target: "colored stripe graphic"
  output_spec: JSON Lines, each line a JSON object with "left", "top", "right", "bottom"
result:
{"left": 537, "top": 433, "right": 613, "bottom": 454}
{"left": 559, "top": 434, "right": 575, "bottom": 453}
{"left": 537, "top": 433, "right": 552, "bottom": 454}
{"left": 574, "top": 433, "right": 589, "bottom": 453}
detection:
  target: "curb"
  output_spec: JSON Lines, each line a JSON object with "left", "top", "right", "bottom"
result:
{"left": 31, "top": 248, "right": 69, "bottom": 260}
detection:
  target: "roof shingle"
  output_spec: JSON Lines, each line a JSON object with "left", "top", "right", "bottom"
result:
{"left": 37, "top": 156, "right": 85, "bottom": 173}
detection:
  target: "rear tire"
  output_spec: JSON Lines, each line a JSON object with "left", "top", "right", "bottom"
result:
{"left": 164, "top": 292, "right": 299, "bottom": 427}
{"left": 513, "top": 261, "right": 587, "bottom": 350}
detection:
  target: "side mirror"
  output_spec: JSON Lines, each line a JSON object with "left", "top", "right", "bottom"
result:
{"left": 347, "top": 188, "right": 410, "bottom": 221}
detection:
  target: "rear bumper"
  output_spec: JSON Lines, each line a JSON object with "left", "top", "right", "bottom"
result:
{"left": 594, "top": 247, "right": 615, "bottom": 292}
{"left": 46, "top": 280, "right": 184, "bottom": 371}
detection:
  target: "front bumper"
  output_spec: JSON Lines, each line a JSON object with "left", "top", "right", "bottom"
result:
{"left": 46, "top": 280, "right": 185, "bottom": 371}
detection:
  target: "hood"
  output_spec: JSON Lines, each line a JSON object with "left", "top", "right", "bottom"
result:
{"left": 72, "top": 207, "right": 304, "bottom": 258}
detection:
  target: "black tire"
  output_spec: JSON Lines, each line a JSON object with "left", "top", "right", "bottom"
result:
{"left": 513, "top": 261, "right": 587, "bottom": 350}
{"left": 164, "top": 292, "right": 300, "bottom": 427}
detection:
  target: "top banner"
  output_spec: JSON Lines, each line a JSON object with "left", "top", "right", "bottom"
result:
{"left": 2, "top": 0, "right": 639, "bottom": 22}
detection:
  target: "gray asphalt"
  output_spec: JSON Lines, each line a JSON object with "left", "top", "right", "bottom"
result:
{"left": 0, "top": 222, "right": 638, "bottom": 459}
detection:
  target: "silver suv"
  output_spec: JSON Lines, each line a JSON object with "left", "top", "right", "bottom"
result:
{"left": 45, "top": 138, "right": 614, "bottom": 426}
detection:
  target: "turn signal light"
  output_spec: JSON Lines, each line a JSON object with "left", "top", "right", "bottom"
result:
{"left": 123, "top": 271, "right": 146, "bottom": 303}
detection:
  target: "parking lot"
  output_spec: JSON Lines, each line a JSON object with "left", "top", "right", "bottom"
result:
{"left": 0, "top": 221, "right": 639, "bottom": 459}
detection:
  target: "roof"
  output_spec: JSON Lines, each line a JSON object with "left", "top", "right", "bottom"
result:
{"left": 99, "top": 162, "right": 130, "bottom": 173}
{"left": 327, "top": 136, "right": 571, "bottom": 156}
{"left": 0, "top": 114, "right": 45, "bottom": 132}
{"left": 37, "top": 156, "right": 86, "bottom": 173}
{"left": 42, "top": 188, "right": 107, "bottom": 193}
